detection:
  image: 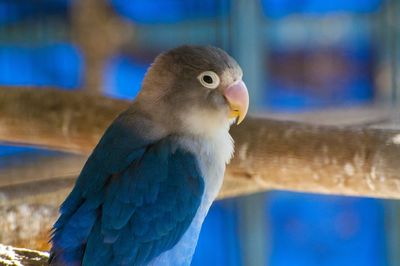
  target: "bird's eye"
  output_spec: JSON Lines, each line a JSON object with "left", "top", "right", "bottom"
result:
{"left": 197, "top": 71, "right": 220, "bottom": 89}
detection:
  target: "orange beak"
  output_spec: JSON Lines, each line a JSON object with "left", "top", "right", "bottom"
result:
{"left": 223, "top": 80, "right": 249, "bottom": 125}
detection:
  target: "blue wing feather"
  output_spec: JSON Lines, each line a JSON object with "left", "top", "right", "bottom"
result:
{"left": 81, "top": 140, "right": 204, "bottom": 266}
{"left": 50, "top": 115, "right": 153, "bottom": 265}
{"left": 50, "top": 116, "right": 205, "bottom": 266}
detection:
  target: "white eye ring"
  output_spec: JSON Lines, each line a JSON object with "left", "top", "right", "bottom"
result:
{"left": 197, "top": 71, "right": 220, "bottom": 89}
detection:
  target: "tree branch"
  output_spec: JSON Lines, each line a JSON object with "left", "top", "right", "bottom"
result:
{"left": 0, "top": 244, "right": 48, "bottom": 266}
{"left": 1, "top": 87, "right": 400, "bottom": 200}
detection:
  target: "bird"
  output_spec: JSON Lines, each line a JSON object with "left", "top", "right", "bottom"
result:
{"left": 49, "top": 45, "right": 249, "bottom": 266}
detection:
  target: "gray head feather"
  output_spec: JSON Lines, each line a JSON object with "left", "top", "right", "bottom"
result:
{"left": 132, "top": 45, "right": 243, "bottom": 136}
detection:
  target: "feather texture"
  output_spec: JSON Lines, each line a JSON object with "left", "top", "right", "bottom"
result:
{"left": 50, "top": 114, "right": 204, "bottom": 266}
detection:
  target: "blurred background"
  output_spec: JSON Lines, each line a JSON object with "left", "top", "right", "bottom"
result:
{"left": 0, "top": 0, "right": 400, "bottom": 265}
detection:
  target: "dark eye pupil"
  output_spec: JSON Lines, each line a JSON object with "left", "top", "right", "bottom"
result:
{"left": 202, "top": 75, "right": 213, "bottom": 84}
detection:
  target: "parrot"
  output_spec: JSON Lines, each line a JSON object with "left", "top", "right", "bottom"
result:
{"left": 49, "top": 45, "right": 249, "bottom": 266}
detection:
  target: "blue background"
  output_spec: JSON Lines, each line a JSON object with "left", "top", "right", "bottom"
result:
{"left": 0, "top": 0, "right": 391, "bottom": 265}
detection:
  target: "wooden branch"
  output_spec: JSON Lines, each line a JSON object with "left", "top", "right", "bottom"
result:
{"left": 0, "top": 87, "right": 129, "bottom": 153}
{"left": 225, "top": 117, "right": 400, "bottom": 199}
{"left": 0, "top": 244, "right": 48, "bottom": 266}
{"left": 0, "top": 152, "right": 85, "bottom": 187}
{"left": 1, "top": 87, "right": 400, "bottom": 200}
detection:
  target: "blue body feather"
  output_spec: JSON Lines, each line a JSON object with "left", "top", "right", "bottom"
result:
{"left": 50, "top": 116, "right": 205, "bottom": 266}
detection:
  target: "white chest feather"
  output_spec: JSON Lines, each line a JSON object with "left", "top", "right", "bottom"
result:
{"left": 148, "top": 130, "right": 234, "bottom": 266}
{"left": 178, "top": 129, "right": 234, "bottom": 198}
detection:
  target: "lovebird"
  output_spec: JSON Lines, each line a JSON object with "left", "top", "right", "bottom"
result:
{"left": 49, "top": 45, "right": 249, "bottom": 266}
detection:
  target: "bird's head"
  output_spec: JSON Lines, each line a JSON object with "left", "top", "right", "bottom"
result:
{"left": 135, "top": 45, "right": 249, "bottom": 137}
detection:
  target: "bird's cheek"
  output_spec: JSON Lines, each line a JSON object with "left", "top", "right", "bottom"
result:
{"left": 223, "top": 80, "right": 249, "bottom": 124}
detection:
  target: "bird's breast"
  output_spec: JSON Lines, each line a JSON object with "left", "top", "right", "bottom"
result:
{"left": 176, "top": 129, "right": 233, "bottom": 199}
{"left": 148, "top": 131, "right": 233, "bottom": 266}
